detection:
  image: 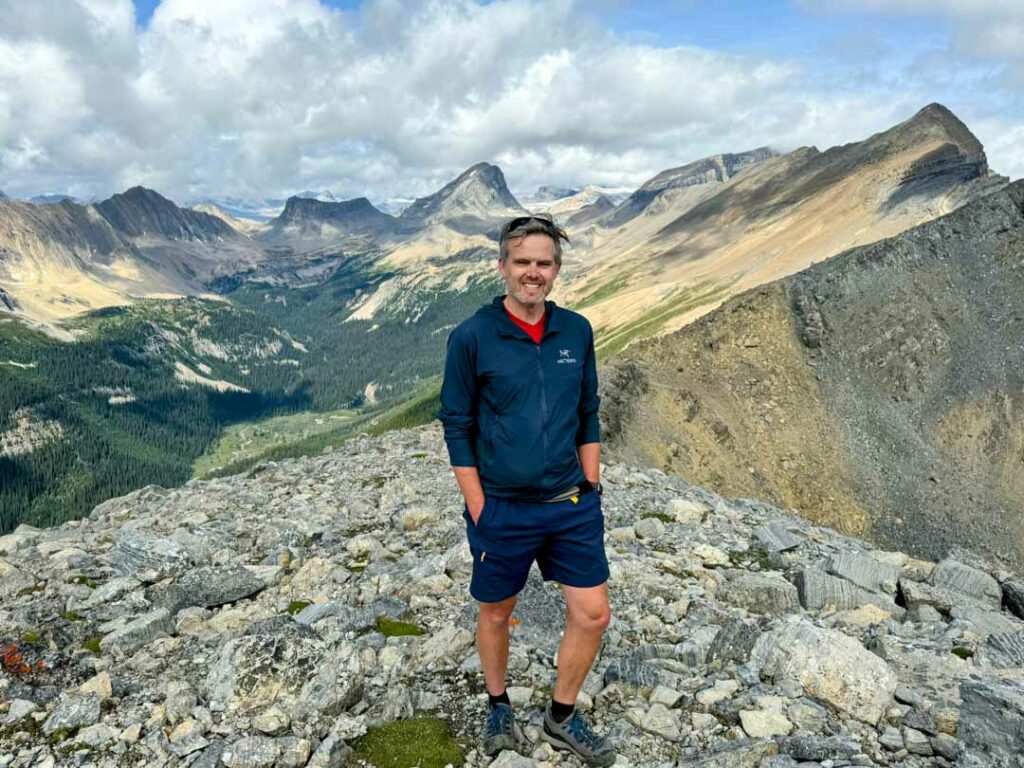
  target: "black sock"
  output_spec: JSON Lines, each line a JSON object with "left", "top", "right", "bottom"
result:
{"left": 550, "top": 698, "right": 575, "bottom": 723}
{"left": 488, "top": 690, "right": 510, "bottom": 709}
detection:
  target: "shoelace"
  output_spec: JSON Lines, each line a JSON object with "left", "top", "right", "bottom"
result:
{"left": 567, "top": 712, "right": 605, "bottom": 750}
{"left": 488, "top": 706, "right": 514, "bottom": 736}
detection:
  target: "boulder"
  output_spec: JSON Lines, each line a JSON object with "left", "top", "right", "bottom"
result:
{"left": 147, "top": 565, "right": 266, "bottom": 612}
{"left": 825, "top": 551, "right": 900, "bottom": 593}
{"left": 720, "top": 570, "right": 800, "bottom": 615}
{"left": 753, "top": 521, "right": 802, "bottom": 553}
{"left": 42, "top": 693, "right": 101, "bottom": 736}
{"left": 930, "top": 559, "right": 1001, "bottom": 609}
{"left": 751, "top": 618, "right": 897, "bottom": 724}
{"left": 112, "top": 530, "right": 191, "bottom": 582}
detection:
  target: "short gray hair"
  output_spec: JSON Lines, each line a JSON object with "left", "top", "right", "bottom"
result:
{"left": 498, "top": 215, "right": 570, "bottom": 265}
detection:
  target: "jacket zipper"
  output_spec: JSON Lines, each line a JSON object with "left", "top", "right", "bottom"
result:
{"left": 537, "top": 343, "right": 548, "bottom": 470}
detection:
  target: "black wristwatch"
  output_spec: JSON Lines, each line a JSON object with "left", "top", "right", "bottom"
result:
{"left": 593, "top": 481, "right": 603, "bottom": 495}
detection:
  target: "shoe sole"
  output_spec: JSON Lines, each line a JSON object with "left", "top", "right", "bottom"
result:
{"left": 541, "top": 728, "right": 616, "bottom": 767}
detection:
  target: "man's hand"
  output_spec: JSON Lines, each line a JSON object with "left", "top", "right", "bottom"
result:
{"left": 453, "top": 466, "right": 486, "bottom": 525}
{"left": 467, "top": 494, "right": 485, "bottom": 525}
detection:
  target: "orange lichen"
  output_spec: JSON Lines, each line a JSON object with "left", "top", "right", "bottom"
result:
{"left": 1, "top": 642, "right": 45, "bottom": 675}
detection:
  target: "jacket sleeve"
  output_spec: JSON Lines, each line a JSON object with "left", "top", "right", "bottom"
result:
{"left": 438, "top": 327, "right": 479, "bottom": 466}
{"left": 576, "top": 322, "right": 601, "bottom": 445}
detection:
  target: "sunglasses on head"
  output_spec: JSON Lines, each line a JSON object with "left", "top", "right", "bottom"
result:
{"left": 500, "top": 215, "right": 559, "bottom": 239}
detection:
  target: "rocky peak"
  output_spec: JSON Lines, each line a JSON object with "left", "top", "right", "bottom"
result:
{"left": 95, "top": 186, "right": 236, "bottom": 242}
{"left": 277, "top": 196, "right": 388, "bottom": 224}
{"left": 398, "top": 162, "right": 525, "bottom": 229}
{"left": 605, "top": 147, "right": 778, "bottom": 227}
{"left": 0, "top": 423, "right": 1021, "bottom": 766}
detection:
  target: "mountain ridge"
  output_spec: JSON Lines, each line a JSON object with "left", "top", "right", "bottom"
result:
{"left": 602, "top": 178, "right": 1024, "bottom": 571}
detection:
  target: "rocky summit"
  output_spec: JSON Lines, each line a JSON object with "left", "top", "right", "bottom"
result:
{"left": 2, "top": 424, "right": 1024, "bottom": 768}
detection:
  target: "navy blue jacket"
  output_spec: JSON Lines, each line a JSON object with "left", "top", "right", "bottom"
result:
{"left": 438, "top": 295, "right": 601, "bottom": 499}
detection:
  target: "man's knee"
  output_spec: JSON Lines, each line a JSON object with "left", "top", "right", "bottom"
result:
{"left": 478, "top": 596, "right": 517, "bottom": 629}
{"left": 567, "top": 599, "right": 612, "bottom": 633}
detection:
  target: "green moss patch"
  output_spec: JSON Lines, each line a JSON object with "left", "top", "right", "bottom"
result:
{"left": 61, "top": 610, "right": 83, "bottom": 622}
{"left": 67, "top": 575, "right": 99, "bottom": 589}
{"left": 20, "top": 630, "right": 40, "bottom": 644}
{"left": 375, "top": 616, "right": 426, "bottom": 637}
{"left": 83, "top": 635, "right": 103, "bottom": 655}
{"left": 349, "top": 718, "right": 463, "bottom": 768}
{"left": 951, "top": 646, "right": 974, "bottom": 660}
{"left": 286, "top": 600, "right": 312, "bottom": 616}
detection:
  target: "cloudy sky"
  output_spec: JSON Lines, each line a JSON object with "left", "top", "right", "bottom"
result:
{"left": 2, "top": 0, "right": 1023, "bottom": 206}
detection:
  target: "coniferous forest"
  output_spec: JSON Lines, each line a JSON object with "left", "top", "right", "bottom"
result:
{"left": 0, "top": 266, "right": 498, "bottom": 534}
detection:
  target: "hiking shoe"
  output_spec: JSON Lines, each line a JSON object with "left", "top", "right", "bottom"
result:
{"left": 482, "top": 703, "right": 522, "bottom": 756}
{"left": 542, "top": 705, "right": 616, "bottom": 766}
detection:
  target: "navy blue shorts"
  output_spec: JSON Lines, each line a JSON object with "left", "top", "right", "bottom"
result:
{"left": 462, "top": 490, "right": 610, "bottom": 603}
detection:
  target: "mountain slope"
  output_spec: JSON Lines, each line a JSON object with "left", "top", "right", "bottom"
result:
{"left": 601, "top": 179, "right": 1024, "bottom": 571}
{"left": 0, "top": 191, "right": 264, "bottom": 322}
{"left": 569, "top": 104, "right": 1008, "bottom": 354}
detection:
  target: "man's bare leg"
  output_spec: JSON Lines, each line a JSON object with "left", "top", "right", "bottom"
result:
{"left": 477, "top": 595, "right": 518, "bottom": 695}
{"left": 553, "top": 582, "right": 611, "bottom": 705}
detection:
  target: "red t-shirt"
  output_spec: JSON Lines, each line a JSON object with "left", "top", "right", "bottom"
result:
{"left": 505, "top": 307, "right": 545, "bottom": 344}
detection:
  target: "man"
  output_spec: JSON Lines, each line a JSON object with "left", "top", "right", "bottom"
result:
{"left": 438, "top": 215, "right": 615, "bottom": 766}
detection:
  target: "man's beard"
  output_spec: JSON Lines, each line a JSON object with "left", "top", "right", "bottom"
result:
{"left": 507, "top": 279, "right": 548, "bottom": 306}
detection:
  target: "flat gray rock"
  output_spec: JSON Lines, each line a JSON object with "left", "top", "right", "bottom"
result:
{"left": 112, "top": 530, "right": 191, "bottom": 582}
{"left": 959, "top": 674, "right": 1024, "bottom": 764}
{"left": 42, "top": 693, "right": 100, "bottom": 735}
{"left": 676, "top": 737, "right": 778, "bottom": 767}
{"left": 796, "top": 568, "right": 901, "bottom": 615}
{"left": 720, "top": 570, "right": 800, "bottom": 616}
{"left": 147, "top": 565, "right": 266, "bottom": 612}
{"left": 825, "top": 551, "right": 900, "bottom": 593}
{"left": 930, "top": 559, "right": 1001, "bottom": 609}
{"left": 705, "top": 618, "right": 763, "bottom": 666}
{"left": 99, "top": 607, "right": 174, "bottom": 652}
{"left": 753, "top": 522, "right": 802, "bottom": 552}
{"left": 978, "top": 631, "right": 1024, "bottom": 668}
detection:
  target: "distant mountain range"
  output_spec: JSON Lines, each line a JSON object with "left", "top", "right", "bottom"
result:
{"left": 3, "top": 102, "right": 1020, "bottom": 559}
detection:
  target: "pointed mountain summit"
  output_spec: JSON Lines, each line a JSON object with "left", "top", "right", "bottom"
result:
{"left": 95, "top": 186, "right": 237, "bottom": 242}
{"left": 604, "top": 147, "right": 777, "bottom": 228}
{"left": 399, "top": 162, "right": 526, "bottom": 232}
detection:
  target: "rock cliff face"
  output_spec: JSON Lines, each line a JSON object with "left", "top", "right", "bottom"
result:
{"left": 602, "top": 179, "right": 1024, "bottom": 573}
{"left": 1, "top": 424, "right": 1023, "bottom": 767}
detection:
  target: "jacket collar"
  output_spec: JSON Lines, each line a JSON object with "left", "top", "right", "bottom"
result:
{"left": 490, "top": 295, "right": 564, "bottom": 340}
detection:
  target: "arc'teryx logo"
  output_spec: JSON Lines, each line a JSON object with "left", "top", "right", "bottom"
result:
{"left": 557, "top": 348, "right": 577, "bottom": 364}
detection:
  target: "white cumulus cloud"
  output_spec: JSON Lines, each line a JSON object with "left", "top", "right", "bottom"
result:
{"left": 0, "top": 0, "right": 1022, "bottom": 204}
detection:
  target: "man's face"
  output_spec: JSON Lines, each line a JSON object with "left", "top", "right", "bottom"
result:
{"left": 499, "top": 233, "right": 561, "bottom": 308}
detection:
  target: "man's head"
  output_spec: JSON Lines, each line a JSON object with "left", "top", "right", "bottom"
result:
{"left": 498, "top": 215, "right": 570, "bottom": 309}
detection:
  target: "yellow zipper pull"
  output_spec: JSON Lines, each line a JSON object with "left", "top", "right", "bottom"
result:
{"left": 570, "top": 495, "right": 579, "bottom": 504}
